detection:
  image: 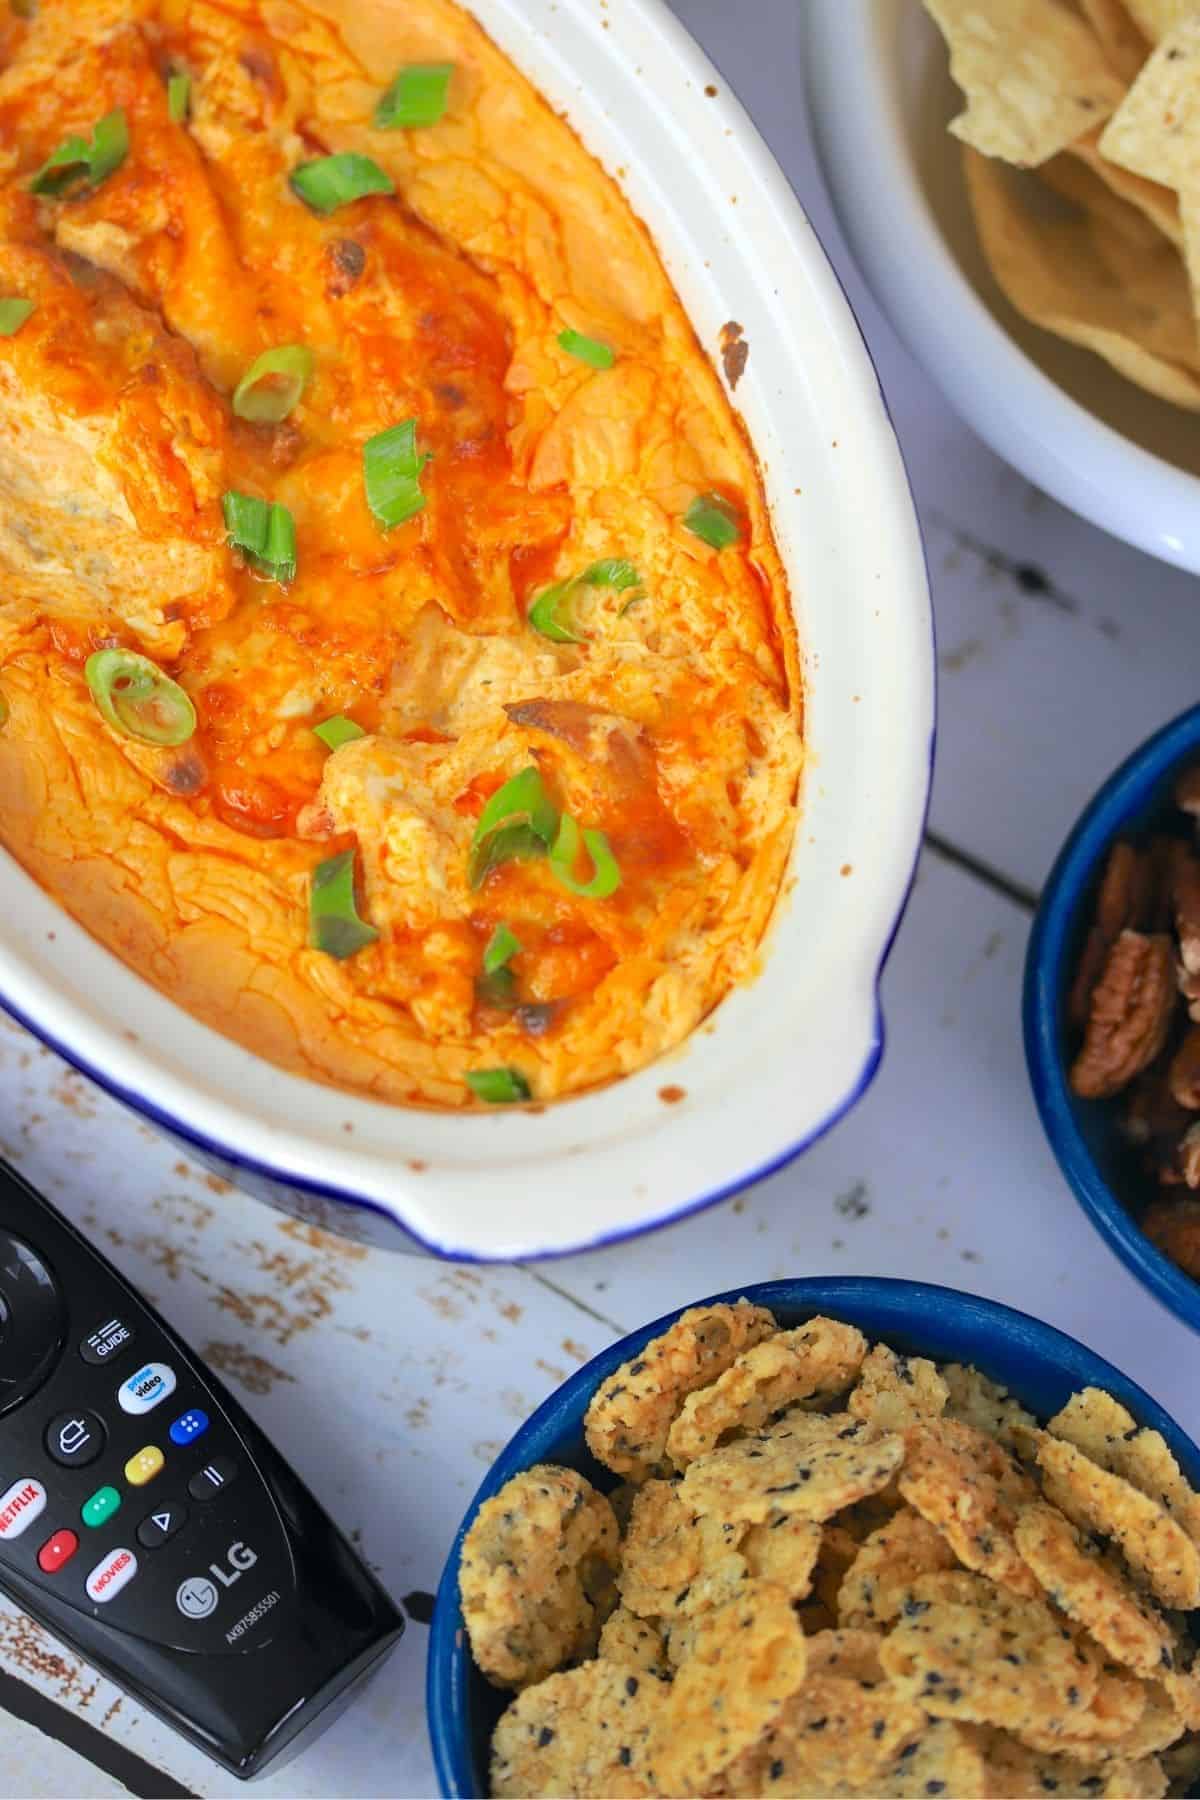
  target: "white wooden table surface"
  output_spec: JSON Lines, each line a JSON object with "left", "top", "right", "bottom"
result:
{"left": 7, "top": 2, "right": 1200, "bottom": 1794}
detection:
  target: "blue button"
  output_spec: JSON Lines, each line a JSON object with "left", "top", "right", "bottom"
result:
{"left": 169, "top": 1408, "right": 209, "bottom": 1447}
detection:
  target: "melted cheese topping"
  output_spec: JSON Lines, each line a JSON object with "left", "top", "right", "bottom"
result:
{"left": 0, "top": 0, "right": 803, "bottom": 1108}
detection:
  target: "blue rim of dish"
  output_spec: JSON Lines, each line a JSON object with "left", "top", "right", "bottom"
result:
{"left": 1024, "top": 700, "right": 1200, "bottom": 1331}
{"left": 426, "top": 1273, "right": 1200, "bottom": 1799}
{"left": 0, "top": 106, "right": 936, "bottom": 1263}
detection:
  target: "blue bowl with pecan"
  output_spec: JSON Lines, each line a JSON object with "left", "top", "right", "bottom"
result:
{"left": 1025, "top": 702, "right": 1200, "bottom": 1335}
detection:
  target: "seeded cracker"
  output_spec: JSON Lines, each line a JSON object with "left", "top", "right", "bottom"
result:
{"left": 490, "top": 1661, "right": 667, "bottom": 1799}
{"left": 741, "top": 1514, "right": 823, "bottom": 1601}
{"left": 468, "top": 1318, "right": 1200, "bottom": 1797}
{"left": 847, "top": 1342, "right": 948, "bottom": 1432}
{"left": 650, "top": 1582, "right": 808, "bottom": 1795}
{"left": 617, "top": 1479, "right": 747, "bottom": 1620}
{"left": 899, "top": 1417, "right": 1041, "bottom": 1597}
{"left": 981, "top": 1727, "right": 1169, "bottom": 1797}
{"left": 879, "top": 1569, "right": 1100, "bottom": 1729}
{"left": 941, "top": 1361, "right": 1040, "bottom": 1454}
{"left": 597, "top": 1606, "right": 672, "bottom": 1680}
{"left": 1038, "top": 1435, "right": 1200, "bottom": 1610}
{"left": 459, "top": 1465, "right": 618, "bottom": 1689}
{"left": 795, "top": 1521, "right": 861, "bottom": 1634}
{"left": 875, "top": 1719, "right": 992, "bottom": 1797}
{"left": 680, "top": 1413, "right": 904, "bottom": 1528}
{"left": 1047, "top": 1388, "right": 1200, "bottom": 1545}
{"left": 584, "top": 1301, "right": 777, "bottom": 1478}
{"left": 924, "top": 0, "right": 1125, "bottom": 166}
{"left": 838, "top": 1505, "right": 958, "bottom": 1630}
{"left": 1015, "top": 1500, "right": 1178, "bottom": 1678}
{"left": 666, "top": 1317, "right": 866, "bottom": 1466}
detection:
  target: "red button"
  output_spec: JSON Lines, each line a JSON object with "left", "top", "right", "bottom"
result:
{"left": 37, "top": 1529, "right": 79, "bottom": 1574}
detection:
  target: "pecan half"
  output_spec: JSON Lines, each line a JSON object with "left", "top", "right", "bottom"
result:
{"left": 1177, "top": 765, "right": 1200, "bottom": 821}
{"left": 1070, "top": 930, "right": 1176, "bottom": 1100}
{"left": 1144, "top": 1197, "right": 1200, "bottom": 1279}
{"left": 1068, "top": 842, "right": 1157, "bottom": 1027}
{"left": 1170, "top": 1028, "right": 1200, "bottom": 1110}
{"left": 1122, "top": 1063, "right": 1193, "bottom": 1145}
{"left": 1171, "top": 842, "right": 1200, "bottom": 978}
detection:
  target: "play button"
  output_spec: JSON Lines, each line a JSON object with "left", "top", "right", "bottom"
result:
{"left": 136, "top": 1503, "right": 186, "bottom": 1549}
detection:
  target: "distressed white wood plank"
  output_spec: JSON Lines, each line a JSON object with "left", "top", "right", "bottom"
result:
{"left": 0, "top": 1711, "right": 126, "bottom": 1800}
{"left": 670, "top": 0, "right": 1200, "bottom": 899}
{"left": 0, "top": 1032, "right": 609, "bottom": 1798}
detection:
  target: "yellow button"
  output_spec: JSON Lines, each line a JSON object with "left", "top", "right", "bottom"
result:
{"left": 123, "top": 1445, "right": 164, "bottom": 1488}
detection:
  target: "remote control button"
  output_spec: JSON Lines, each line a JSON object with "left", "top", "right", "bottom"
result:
{"left": 0, "top": 1477, "right": 46, "bottom": 1541}
{"left": 117, "top": 1361, "right": 176, "bottom": 1416}
{"left": 123, "top": 1445, "right": 164, "bottom": 1488}
{"left": 80, "top": 1485, "right": 121, "bottom": 1530}
{"left": 37, "top": 1529, "right": 79, "bottom": 1574}
{"left": 86, "top": 1547, "right": 137, "bottom": 1604}
{"left": 44, "top": 1409, "right": 106, "bottom": 1468}
{"left": 136, "top": 1504, "right": 186, "bottom": 1549}
{"left": 169, "top": 1408, "right": 209, "bottom": 1447}
{"left": 79, "top": 1315, "right": 135, "bottom": 1367}
{"left": 0, "top": 1232, "right": 65, "bottom": 1418}
{"left": 188, "top": 1457, "right": 237, "bottom": 1501}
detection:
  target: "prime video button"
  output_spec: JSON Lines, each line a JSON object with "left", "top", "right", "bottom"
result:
{"left": 117, "top": 1362, "right": 176, "bottom": 1416}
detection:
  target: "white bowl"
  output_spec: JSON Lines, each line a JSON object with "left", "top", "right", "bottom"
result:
{"left": 0, "top": 0, "right": 932, "bottom": 1260}
{"left": 805, "top": 0, "right": 1200, "bottom": 575}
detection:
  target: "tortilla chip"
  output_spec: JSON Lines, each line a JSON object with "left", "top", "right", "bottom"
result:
{"left": 924, "top": 0, "right": 1126, "bottom": 166}
{"left": 1123, "top": 0, "right": 1196, "bottom": 43}
{"left": 1069, "top": 125, "right": 1183, "bottom": 247}
{"left": 964, "top": 146, "right": 1200, "bottom": 407}
{"left": 1099, "top": 13, "right": 1200, "bottom": 192}
{"left": 1079, "top": 0, "right": 1152, "bottom": 82}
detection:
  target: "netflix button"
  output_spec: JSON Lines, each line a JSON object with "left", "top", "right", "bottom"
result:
{"left": 0, "top": 1478, "right": 46, "bottom": 1540}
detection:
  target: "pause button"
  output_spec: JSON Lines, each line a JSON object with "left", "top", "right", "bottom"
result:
{"left": 187, "top": 1457, "right": 237, "bottom": 1501}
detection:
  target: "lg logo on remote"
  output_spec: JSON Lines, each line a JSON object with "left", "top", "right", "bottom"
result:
{"left": 176, "top": 1541, "right": 258, "bottom": 1620}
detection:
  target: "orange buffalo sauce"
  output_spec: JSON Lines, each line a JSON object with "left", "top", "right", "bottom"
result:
{"left": 0, "top": 0, "right": 803, "bottom": 1108}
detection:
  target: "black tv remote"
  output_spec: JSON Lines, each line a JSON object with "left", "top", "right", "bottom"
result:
{"left": 0, "top": 1158, "right": 403, "bottom": 1779}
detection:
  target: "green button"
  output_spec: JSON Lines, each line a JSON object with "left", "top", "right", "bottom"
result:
{"left": 81, "top": 1485, "right": 121, "bottom": 1529}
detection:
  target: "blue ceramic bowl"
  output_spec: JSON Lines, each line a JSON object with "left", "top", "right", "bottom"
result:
{"left": 1025, "top": 703, "right": 1200, "bottom": 1335}
{"left": 426, "top": 1275, "right": 1200, "bottom": 1798}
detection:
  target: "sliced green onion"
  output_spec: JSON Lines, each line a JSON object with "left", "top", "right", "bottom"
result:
{"left": 290, "top": 152, "right": 393, "bottom": 214}
{"left": 222, "top": 490, "right": 297, "bottom": 582}
{"left": 363, "top": 417, "right": 431, "bottom": 530}
{"left": 558, "top": 328, "right": 615, "bottom": 370}
{"left": 31, "top": 107, "right": 128, "bottom": 196}
{"left": 0, "top": 298, "right": 34, "bottom": 336}
{"left": 683, "top": 491, "right": 742, "bottom": 551}
{"left": 313, "top": 713, "right": 365, "bottom": 751}
{"left": 232, "top": 344, "right": 314, "bottom": 424}
{"left": 528, "top": 558, "right": 642, "bottom": 644}
{"left": 309, "top": 849, "right": 379, "bottom": 959}
{"left": 85, "top": 649, "right": 196, "bottom": 747}
{"left": 0, "top": 690, "right": 10, "bottom": 729}
{"left": 483, "top": 922, "right": 522, "bottom": 976}
{"left": 374, "top": 62, "right": 454, "bottom": 129}
{"left": 527, "top": 584, "right": 585, "bottom": 645}
{"left": 167, "top": 72, "right": 191, "bottom": 123}
{"left": 466, "top": 1067, "right": 530, "bottom": 1104}
{"left": 581, "top": 558, "right": 640, "bottom": 590}
{"left": 468, "top": 766, "right": 557, "bottom": 889}
{"left": 549, "top": 813, "right": 621, "bottom": 899}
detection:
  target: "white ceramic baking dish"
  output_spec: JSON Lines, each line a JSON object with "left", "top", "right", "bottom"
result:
{"left": 0, "top": 0, "right": 933, "bottom": 1259}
